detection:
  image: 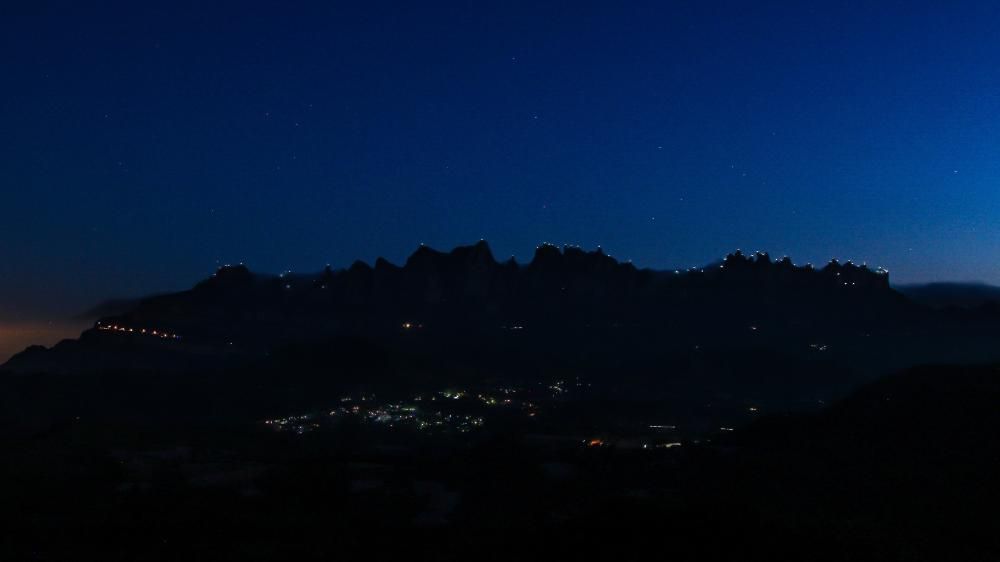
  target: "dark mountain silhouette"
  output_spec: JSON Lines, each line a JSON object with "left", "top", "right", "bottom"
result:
{"left": 4, "top": 242, "right": 1000, "bottom": 399}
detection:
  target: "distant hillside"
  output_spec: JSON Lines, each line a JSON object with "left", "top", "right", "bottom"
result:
{"left": 0, "top": 321, "right": 88, "bottom": 365}
{"left": 896, "top": 282, "right": 1000, "bottom": 309}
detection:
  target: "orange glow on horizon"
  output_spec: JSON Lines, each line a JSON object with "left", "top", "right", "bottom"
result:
{"left": 0, "top": 321, "right": 89, "bottom": 364}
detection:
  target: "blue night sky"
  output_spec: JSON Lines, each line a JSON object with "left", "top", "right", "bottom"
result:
{"left": 3, "top": 0, "right": 1000, "bottom": 325}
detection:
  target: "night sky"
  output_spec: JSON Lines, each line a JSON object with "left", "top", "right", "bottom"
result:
{"left": 3, "top": 1, "right": 1000, "bottom": 336}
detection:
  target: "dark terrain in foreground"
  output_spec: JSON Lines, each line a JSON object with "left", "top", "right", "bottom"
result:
{"left": 2, "top": 243, "right": 1000, "bottom": 560}
{"left": 2, "top": 364, "right": 997, "bottom": 561}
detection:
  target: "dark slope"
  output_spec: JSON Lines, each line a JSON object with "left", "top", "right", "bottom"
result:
{"left": 692, "top": 364, "right": 1000, "bottom": 560}
{"left": 897, "top": 281, "right": 1000, "bottom": 309}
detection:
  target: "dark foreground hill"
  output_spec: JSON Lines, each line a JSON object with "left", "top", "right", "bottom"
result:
{"left": 2, "top": 362, "right": 997, "bottom": 561}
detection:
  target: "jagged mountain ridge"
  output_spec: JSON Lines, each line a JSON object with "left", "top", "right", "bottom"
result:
{"left": 7, "top": 241, "right": 1000, "bottom": 406}
{"left": 83, "top": 241, "right": 896, "bottom": 346}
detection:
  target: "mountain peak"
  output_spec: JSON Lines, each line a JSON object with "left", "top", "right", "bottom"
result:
{"left": 405, "top": 244, "right": 445, "bottom": 268}
{"left": 196, "top": 264, "right": 253, "bottom": 290}
{"left": 449, "top": 240, "right": 497, "bottom": 267}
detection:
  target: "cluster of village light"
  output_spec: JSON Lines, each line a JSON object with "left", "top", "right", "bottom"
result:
{"left": 262, "top": 379, "right": 592, "bottom": 436}
{"left": 264, "top": 414, "right": 315, "bottom": 434}
{"left": 251, "top": 373, "right": 775, "bottom": 453}
{"left": 262, "top": 388, "right": 537, "bottom": 436}
{"left": 96, "top": 322, "right": 181, "bottom": 340}
{"left": 260, "top": 378, "right": 701, "bottom": 452}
